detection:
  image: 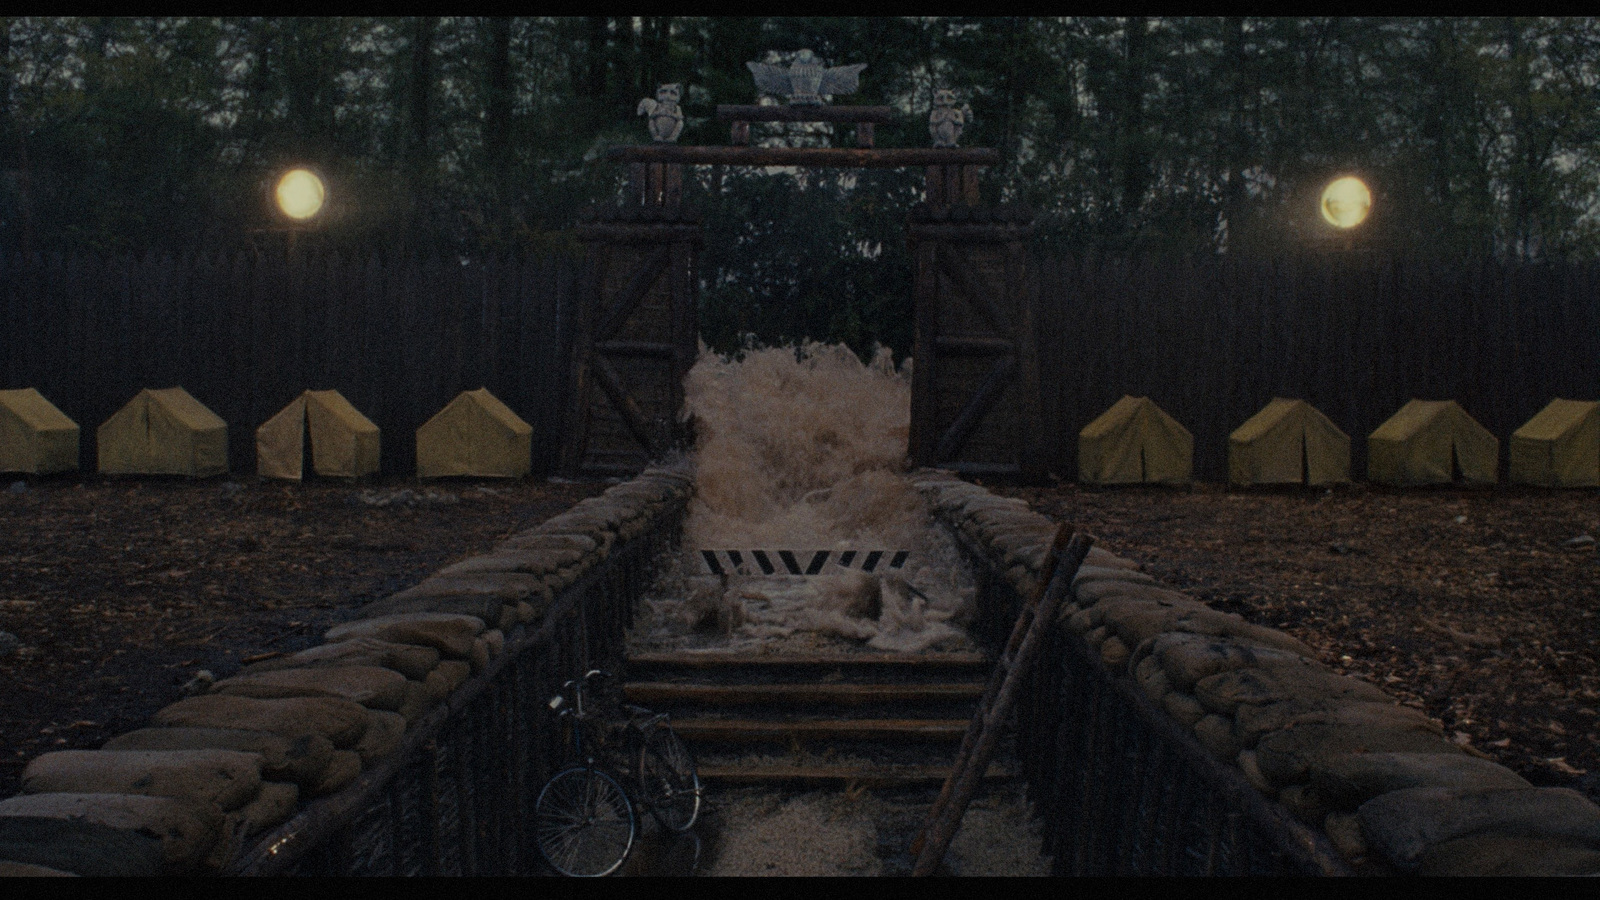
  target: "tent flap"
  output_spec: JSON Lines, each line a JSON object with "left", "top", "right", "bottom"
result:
{"left": 305, "top": 390, "right": 380, "bottom": 478}
{"left": 257, "top": 390, "right": 380, "bottom": 480}
{"left": 255, "top": 395, "right": 307, "bottom": 481}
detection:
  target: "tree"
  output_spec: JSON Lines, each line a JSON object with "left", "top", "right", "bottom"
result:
{"left": 0, "top": 16, "right": 1597, "bottom": 268}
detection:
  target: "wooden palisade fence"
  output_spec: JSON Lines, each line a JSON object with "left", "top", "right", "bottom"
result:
{"left": 3, "top": 249, "right": 1596, "bottom": 483}
{"left": 0, "top": 250, "right": 578, "bottom": 478}
{"left": 1036, "top": 251, "right": 1600, "bottom": 482}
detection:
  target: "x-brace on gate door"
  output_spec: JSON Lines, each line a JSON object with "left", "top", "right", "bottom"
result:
{"left": 908, "top": 203, "right": 1046, "bottom": 481}
{"left": 564, "top": 146, "right": 1041, "bottom": 481}
{"left": 561, "top": 204, "right": 701, "bottom": 477}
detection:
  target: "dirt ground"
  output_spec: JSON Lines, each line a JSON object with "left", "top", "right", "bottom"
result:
{"left": 1, "top": 473, "right": 1595, "bottom": 813}
{"left": 987, "top": 479, "right": 1599, "bottom": 805}
{"left": 0, "top": 474, "right": 608, "bottom": 798}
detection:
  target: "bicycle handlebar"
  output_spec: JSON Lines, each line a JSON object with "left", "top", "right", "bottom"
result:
{"left": 548, "top": 670, "right": 618, "bottom": 717}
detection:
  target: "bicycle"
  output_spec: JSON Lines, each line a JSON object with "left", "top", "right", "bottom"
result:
{"left": 534, "top": 669, "right": 702, "bottom": 877}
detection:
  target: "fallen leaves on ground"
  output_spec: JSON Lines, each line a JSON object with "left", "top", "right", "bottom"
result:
{"left": 0, "top": 476, "right": 608, "bottom": 797}
{"left": 989, "top": 479, "right": 1599, "bottom": 804}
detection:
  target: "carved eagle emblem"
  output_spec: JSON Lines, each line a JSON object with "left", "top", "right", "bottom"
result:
{"left": 746, "top": 49, "right": 866, "bottom": 106}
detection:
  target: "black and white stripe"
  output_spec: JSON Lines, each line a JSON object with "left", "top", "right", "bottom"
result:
{"left": 699, "top": 549, "right": 910, "bottom": 576}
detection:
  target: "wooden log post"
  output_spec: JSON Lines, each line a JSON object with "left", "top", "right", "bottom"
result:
{"left": 639, "top": 163, "right": 684, "bottom": 208}
{"left": 911, "top": 526, "right": 1093, "bottom": 875}
{"left": 627, "top": 163, "right": 646, "bottom": 206}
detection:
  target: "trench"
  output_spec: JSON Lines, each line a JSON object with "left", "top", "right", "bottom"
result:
{"left": 620, "top": 343, "right": 1038, "bottom": 875}
{"left": 225, "top": 341, "right": 1359, "bottom": 877}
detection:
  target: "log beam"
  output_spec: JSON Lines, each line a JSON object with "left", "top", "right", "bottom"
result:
{"left": 715, "top": 104, "right": 894, "bottom": 123}
{"left": 609, "top": 145, "right": 998, "bottom": 168}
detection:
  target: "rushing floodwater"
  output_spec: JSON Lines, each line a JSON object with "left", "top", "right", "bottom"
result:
{"left": 634, "top": 342, "right": 977, "bottom": 655}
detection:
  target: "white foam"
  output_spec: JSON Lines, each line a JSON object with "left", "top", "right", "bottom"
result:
{"left": 638, "top": 341, "right": 976, "bottom": 654}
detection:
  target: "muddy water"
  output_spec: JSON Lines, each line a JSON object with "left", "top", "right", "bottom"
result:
{"left": 635, "top": 342, "right": 977, "bottom": 655}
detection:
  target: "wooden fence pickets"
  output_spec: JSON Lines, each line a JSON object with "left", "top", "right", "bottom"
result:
{"left": 3, "top": 249, "right": 1597, "bottom": 482}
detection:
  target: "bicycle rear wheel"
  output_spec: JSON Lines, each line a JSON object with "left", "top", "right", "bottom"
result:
{"left": 638, "top": 725, "right": 701, "bottom": 833}
{"left": 534, "top": 765, "right": 636, "bottom": 877}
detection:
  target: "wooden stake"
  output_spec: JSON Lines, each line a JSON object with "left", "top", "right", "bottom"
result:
{"left": 909, "top": 523, "right": 1093, "bottom": 876}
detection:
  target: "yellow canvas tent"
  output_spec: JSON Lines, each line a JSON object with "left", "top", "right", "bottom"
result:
{"left": 1509, "top": 398, "right": 1599, "bottom": 487}
{"left": 1368, "top": 399, "right": 1497, "bottom": 486}
{"left": 0, "top": 388, "right": 79, "bottom": 474}
{"left": 1228, "top": 398, "right": 1351, "bottom": 486}
{"left": 98, "top": 387, "right": 228, "bottom": 477}
{"left": 416, "top": 387, "right": 531, "bottom": 478}
{"left": 1079, "top": 396, "right": 1192, "bottom": 484}
{"left": 256, "top": 389, "right": 380, "bottom": 480}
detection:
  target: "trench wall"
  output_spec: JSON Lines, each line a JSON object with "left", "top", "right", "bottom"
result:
{"left": 0, "top": 464, "right": 691, "bottom": 876}
{"left": 914, "top": 468, "right": 1600, "bottom": 877}
{"left": 5, "top": 463, "right": 1596, "bottom": 876}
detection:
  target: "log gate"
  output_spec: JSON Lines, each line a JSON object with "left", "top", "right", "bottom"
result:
{"left": 560, "top": 116, "right": 1044, "bottom": 481}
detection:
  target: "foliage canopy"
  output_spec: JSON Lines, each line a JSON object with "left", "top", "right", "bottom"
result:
{"left": 3, "top": 17, "right": 1598, "bottom": 353}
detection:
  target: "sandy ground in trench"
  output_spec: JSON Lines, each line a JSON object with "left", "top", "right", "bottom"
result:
{"left": 692, "top": 783, "right": 1048, "bottom": 877}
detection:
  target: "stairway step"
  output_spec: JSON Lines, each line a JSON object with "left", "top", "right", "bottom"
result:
{"left": 698, "top": 762, "right": 1009, "bottom": 787}
{"left": 672, "top": 718, "right": 970, "bottom": 743}
{"left": 627, "top": 651, "right": 989, "bottom": 671}
{"left": 625, "top": 681, "right": 985, "bottom": 707}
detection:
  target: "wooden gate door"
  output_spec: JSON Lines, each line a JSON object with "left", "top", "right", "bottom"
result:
{"left": 908, "top": 203, "right": 1045, "bottom": 480}
{"left": 561, "top": 201, "right": 701, "bottom": 477}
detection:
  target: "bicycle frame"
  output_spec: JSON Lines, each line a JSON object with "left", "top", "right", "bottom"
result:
{"left": 548, "top": 670, "right": 698, "bottom": 821}
{"left": 550, "top": 669, "right": 649, "bottom": 775}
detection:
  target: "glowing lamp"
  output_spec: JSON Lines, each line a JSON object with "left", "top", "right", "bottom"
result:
{"left": 1320, "top": 176, "right": 1371, "bottom": 229}
{"left": 275, "top": 169, "right": 326, "bottom": 221}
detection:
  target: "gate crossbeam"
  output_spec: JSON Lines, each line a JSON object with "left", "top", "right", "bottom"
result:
{"left": 608, "top": 145, "right": 998, "bottom": 169}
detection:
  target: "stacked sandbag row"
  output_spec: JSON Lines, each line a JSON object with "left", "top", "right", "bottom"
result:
{"left": 357, "top": 463, "right": 693, "bottom": 629}
{"left": 910, "top": 468, "right": 1600, "bottom": 877}
{"left": 0, "top": 463, "right": 692, "bottom": 876}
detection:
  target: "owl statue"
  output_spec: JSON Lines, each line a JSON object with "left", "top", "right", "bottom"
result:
{"left": 746, "top": 49, "right": 866, "bottom": 106}
{"left": 928, "top": 90, "right": 973, "bottom": 149}
{"left": 637, "top": 83, "right": 684, "bottom": 143}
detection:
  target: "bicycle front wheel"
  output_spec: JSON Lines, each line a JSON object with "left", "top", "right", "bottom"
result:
{"left": 534, "top": 765, "right": 636, "bottom": 877}
{"left": 638, "top": 725, "right": 701, "bottom": 833}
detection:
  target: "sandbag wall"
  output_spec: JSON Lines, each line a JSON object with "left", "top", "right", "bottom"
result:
{"left": 912, "top": 468, "right": 1600, "bottom": 877}
{"left": 0, "top": 465, "right": 692, "bottom": 877}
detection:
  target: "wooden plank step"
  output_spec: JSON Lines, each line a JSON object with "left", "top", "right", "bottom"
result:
{"left": 626, "top": 651, "right": 990, "bottom": 670}
{"left": 698, "top": 763, "right": 1010, "bottom": 787}
{"left": 625, "top": 682, "right": 985, "bottom": 706}
{"left": 671, "top": 718, "right": 969, "bottom": 742}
